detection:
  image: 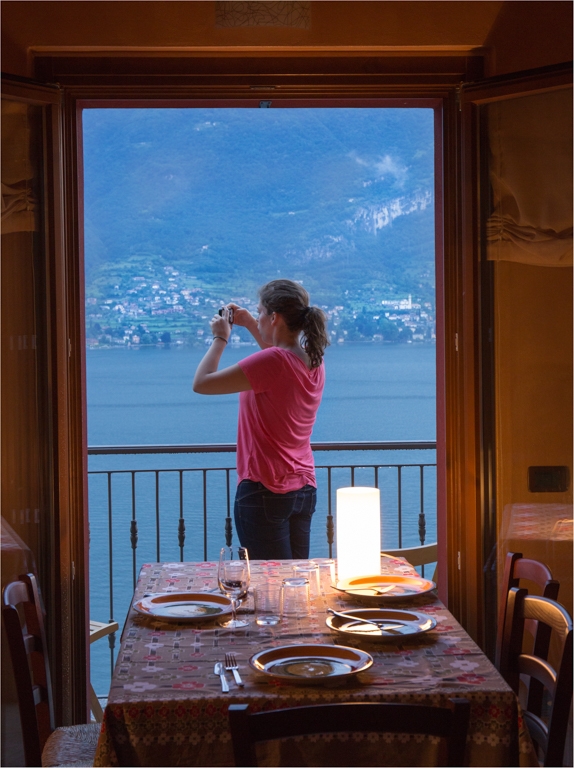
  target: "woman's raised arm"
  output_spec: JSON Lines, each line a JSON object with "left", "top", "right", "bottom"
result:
{"left": 193, "top": 314, "right": 252, "bottom": 395}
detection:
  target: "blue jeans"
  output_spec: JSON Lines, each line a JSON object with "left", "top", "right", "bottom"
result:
{"left": 233, "top": 479, "right": 316, "bottom": 560}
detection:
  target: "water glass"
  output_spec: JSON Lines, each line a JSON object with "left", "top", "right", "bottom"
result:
{"left": 281, "top": 577, "right": 310, "bottom": 617}
{"left": 316, "top": 559, "right": 336, "bottom": 591}
{"left": 292, "top": 561, "right": 320, "bottom": 597}
{"left": 254, "top": 582, "right": 283, "bottom": 626}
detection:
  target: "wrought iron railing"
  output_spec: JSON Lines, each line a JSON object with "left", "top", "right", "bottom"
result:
{"left": 87, "top": 441, "right": 436, "bottom": 694}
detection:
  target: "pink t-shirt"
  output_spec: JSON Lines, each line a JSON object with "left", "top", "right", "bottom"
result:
{"left": 236, "top": 347, "right": 325, "bottom": 494}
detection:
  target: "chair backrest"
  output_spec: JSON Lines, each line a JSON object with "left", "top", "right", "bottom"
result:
{"left": 229, "top": 698, "right": 470, "bottom": 767}
{"left": 500, "top": 587, "right": 572, "bottom": 767}
{"left": 382, "top": 542, "right": 438, "bottom": 579}
{"left": 2, "top": 573, "right": 54, "bottom": 768}
{"left": 495, "top": 552, "right": 560, "bottom": 671}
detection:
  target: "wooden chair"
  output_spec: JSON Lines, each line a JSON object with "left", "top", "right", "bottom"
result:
{"left": 2, "top": 573, "right": 100, "bottom": 767}
{"left": 495, "top": 552, "right": 559, "bottom": 671}
{"left": 382, "top": 542, "right": 438, "bottom": 580}
{"left": 89, "top": 619, "right": 119, "bottom": 722}
{"left": 499, "top": 587, "right": 572, "bottom": 767}
{"left": 229, "top": 698, "right": 470, "bottom": 767}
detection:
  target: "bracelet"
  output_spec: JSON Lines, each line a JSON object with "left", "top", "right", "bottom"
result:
{"left": 213, "top": 336, "right": 228, "bottom": 344}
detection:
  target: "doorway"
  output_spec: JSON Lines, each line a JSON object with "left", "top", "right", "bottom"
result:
{"left": 81, "top": 103, "right": 442, "bottom": 697}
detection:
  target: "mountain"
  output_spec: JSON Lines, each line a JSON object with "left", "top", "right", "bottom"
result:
{"left": 82, "top": 107, "right": 436, "bottom": 343}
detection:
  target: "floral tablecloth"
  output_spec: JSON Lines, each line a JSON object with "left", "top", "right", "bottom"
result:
{"left": 94, "top": 558, "right": 536, "bottom": 767}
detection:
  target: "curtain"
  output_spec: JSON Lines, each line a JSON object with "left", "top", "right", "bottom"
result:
{"left": 1, "top": 101, "right": 37, "bottom": 234}
{"left": 487, "top": 88, "right": 572, "bottom": 266}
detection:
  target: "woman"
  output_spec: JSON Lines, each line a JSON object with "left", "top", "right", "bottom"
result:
{"left": 193, "top": 279, "right": 328, "bottom": 559}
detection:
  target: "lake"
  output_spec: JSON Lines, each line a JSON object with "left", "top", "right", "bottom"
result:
{"left": 87, "top": 341, "right": 436, "bottom": 692}
{"left": 87, "top": 341, "right": 436, "bottom": 445}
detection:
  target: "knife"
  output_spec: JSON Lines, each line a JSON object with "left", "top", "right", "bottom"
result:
{"left": 330, "top": 583, "right": 396, "bottom": 595}
{"left": 214, "top": 662, "right": 229, "bottom": 693}
{"left": 327, "top": 607, "right": 404, "bottom": 633}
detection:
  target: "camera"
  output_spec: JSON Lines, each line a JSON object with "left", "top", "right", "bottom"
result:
{"left": 218, "top": 307, "right": 234, "bottom": 323}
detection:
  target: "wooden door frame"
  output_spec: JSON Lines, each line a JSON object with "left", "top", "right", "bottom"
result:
{"left": 18, "top": 51, "right": 490, "bottom": 692}
{"left": 3, "top": 50, "right": 569, "bottom": 728}
{"left": 65, "top": 84, "right": 466, "bottom": 606}
{"left": 61, "top": 82, "right": 470, "bottom": 604}
{"left": 458, "top": 61, "right": 573, "bottom": 650}
{"left": 1, "top": 77, "right": 89, "bottom": 724}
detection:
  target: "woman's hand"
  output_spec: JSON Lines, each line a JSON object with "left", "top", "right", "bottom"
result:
{"left": 227, "top": 303, "right": 270, "bottom": 349}
{"left": 227, "top": 303, "right": 255, "bottom": 330}
{"left": 210, "top": 312, "right": 232, "bottom": 342}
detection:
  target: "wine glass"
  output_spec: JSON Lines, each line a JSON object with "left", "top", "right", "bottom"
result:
{"left": 218, "top": 546, "right": 250, "bottom": 629}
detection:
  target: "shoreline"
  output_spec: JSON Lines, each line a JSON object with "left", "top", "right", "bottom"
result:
{"left": 86, "top": 339, "right": 437, "bottom": 351}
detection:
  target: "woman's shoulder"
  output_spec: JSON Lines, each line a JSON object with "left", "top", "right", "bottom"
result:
{"left": 241, "top": 346, "right": 324, "bottom": 377}
{"left": 241, "top": 346, "right": 284, "bottom": 364}
{"left": 239, "top": 346, "right": 285, "bottom": 374}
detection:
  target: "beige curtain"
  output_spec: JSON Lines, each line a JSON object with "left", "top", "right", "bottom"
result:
{"left": 1, "top": 101, "right": 37, "bottom": 234}
{"left": 487, "top": 88, "right": 573, "bottom": 266}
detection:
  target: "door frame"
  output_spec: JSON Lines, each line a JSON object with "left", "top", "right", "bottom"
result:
{"left": 5, "top": 51, "right": 519, "bottom": 716}
{"left": 76, "top": 94, "right": 450, "bottom": 586}
{"left": 458, "top": 61, "right": 573, "bottom": 652}
{"left": 1, "top": 77, "right": 89, "bottom": 724}
{"left": 70, "top": 85, "right": 463, "bottom": 605}
{"left": 35, "top": 74, "right": 469, "bottom": 621}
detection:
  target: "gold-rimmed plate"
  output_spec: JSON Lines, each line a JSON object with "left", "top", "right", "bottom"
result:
{"left": 249, "top": 643, "right": 372, "bottom": 684}
{"left": 326, "top": 608, "right": 436, "bottom": 642}
{"left": 336, "top": 574, "right": 436, "bottom": 604}
{"left": 133, "top": 592, "right": 232, "bottom": 622}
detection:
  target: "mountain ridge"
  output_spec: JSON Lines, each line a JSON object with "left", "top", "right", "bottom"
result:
{"left": 83, "top": 107, "right": 436, "bottom": 345}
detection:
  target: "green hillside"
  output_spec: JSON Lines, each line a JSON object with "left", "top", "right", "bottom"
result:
{"left": 83, "top": 107, "right": 436, "bottom": 346}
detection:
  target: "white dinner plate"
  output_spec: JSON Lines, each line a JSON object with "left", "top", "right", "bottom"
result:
{"left": 249, "top": 643, "right": 372, "bottom": 684}
{"left": 336, "top": 574, "right": 436, "bottom": 604}
{"left": 326, "top": 608, "right": 436, "bottom": 642}
{"left": 133, "top": 592, "right": 232, "bottom": 622}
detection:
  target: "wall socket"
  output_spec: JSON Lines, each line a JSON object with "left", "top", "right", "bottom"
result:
{"left": 528, "top": 466, "right": 570, "bottom": 493}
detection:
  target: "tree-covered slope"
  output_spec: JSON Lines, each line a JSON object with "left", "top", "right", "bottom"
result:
{"left": 83, "top": 107, "right": 436, "bottom": 344}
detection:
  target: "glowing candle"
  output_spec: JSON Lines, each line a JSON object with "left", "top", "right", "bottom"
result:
{"left": 336, "top": 487, "right": 381, "bottom": 582}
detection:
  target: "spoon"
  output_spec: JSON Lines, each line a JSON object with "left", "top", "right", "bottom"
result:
{"left": 327, "top": 607, "right": 405, "bottom": 633}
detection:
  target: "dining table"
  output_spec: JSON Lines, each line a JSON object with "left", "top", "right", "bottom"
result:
{"left": 94, "top": 557, "right": 538, "bottom": 767}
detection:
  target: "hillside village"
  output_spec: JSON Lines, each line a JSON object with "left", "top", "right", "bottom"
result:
{"left": 85, "top": 261, "right": 436, "bottom": 348}
{"left": 83, "top": 108, "right": 437, "bottom": 350}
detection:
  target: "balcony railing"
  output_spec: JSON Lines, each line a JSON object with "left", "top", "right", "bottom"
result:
{"left": 87, "top": 441, "right": 436, "bottom": 695}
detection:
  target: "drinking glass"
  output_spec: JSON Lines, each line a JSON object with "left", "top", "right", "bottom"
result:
{"left": 281, "top": 577, "right": 310, "bottom": 617}
{"left": 292, "top": 561, "right": 320, "bottom": 597}
{"left": 254, "top": 582, "right": 283, "bottom": 626}
{"left": 316, "top": 559, "right": 336, "bottom": 592}
{"left": 218, "top": 546, "right": 250, "bottom": 629}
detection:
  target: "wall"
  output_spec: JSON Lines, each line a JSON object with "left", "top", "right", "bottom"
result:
{"left": 3, "top": 2, "right": 571, "bottom": 80}
{"left": 495, "top": 260, "right": 573, "bottom": 614}
{"left": 484, "top": 0, "right": 573, "bottom": 76}
{"left": 487, "top": 84, "right": 573, "bottom": 624}
{"left": 495, "top": 263, "right": 572, "bottom": 503}
{"left": 0, "top": 1, "right": 508, "bottom": 77}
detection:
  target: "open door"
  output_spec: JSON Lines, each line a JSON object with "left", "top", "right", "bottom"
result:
{"left": 1, "top": 77, "right": 89, "bottom": 756}
{"left": 459, "top": 63, "right": 572, "bottom": 656}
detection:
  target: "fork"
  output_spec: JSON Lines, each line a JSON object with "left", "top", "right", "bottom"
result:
{"left": 224, "top": 652, "right": 244, "bottom": 687}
